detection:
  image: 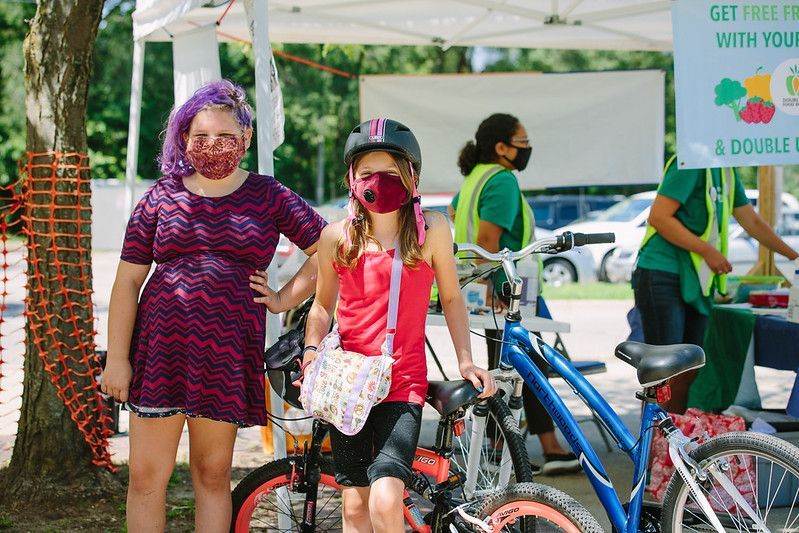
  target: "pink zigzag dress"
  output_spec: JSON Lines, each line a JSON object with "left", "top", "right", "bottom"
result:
{"left": 121, "top": 173, "right": 325, "bottom": 426}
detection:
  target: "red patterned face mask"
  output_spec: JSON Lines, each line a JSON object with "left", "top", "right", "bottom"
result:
{"left": 185, "top": 135, "right": 246, "bottom": 180}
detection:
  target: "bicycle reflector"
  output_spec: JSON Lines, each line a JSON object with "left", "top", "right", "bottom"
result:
{"left": 454, "top": 418, "right": 466, "bottom": 437}
{"left": 656, "top": 383, "right": 672, "bottom": 403}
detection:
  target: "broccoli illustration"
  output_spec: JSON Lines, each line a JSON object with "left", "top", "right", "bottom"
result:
{"left": 714, "top": 78, "right": 748, "bottom": 121}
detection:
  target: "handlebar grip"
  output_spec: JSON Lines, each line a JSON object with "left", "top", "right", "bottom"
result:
{"left": 572, "top": 233, "right": 616, "bottom": 246}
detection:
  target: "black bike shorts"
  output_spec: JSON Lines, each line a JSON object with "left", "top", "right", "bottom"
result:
{"left": 329, "top": 401, "right": 422, "bottom": 487}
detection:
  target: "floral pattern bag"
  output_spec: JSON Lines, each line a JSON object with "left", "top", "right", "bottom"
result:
{"left": 300, "top": 247, "right": 403, "bottom": 436}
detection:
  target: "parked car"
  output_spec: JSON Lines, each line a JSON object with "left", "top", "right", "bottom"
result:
{"left": 525, "top": 194, "right": 624, "bottom": 230}
{"left": 604, "top": 209, "right": 799, "bottom": 283}
{"left": 558, "top": 190, "right": 799, "bottom": 281}
{"left": 276, "top": 193, "right": 595, "bottom": 287}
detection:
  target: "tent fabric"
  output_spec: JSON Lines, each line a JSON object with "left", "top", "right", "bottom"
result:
{"left": 132, "top": 0, "right": 205, "bottom": 42}
{"left": 133, "top": 1, "right": 673, "bottom": 52}
{"left": 172, "top": 23, "right": 222, "bottom": 107}
{"left": 360, "top": 70, "right": 665, "bottom": 192}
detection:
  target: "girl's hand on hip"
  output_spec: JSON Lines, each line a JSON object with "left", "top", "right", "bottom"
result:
{"left": 100, "top": 358, "right": 132, "bottom": 403}
{"left": 460, "top": 363, "right": 496, "bottom": 399}
{"left": 250, "top": 269, "right": 284, "bottom": 313}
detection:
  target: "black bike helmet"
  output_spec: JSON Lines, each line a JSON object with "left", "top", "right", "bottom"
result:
{"left": 343, "top": 118, "right": 422, "bottom": 173}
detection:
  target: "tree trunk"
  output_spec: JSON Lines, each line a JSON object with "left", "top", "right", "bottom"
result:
{"left": 0, "top": 0, "right": 117, "bottom": 505}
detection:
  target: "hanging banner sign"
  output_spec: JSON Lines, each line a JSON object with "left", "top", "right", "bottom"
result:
{"left": 673, "top": 0, "right": 799, "bottom": 169}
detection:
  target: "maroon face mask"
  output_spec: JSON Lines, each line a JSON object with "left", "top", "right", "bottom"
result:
{"left": 185, "top": 135, "right": 246, "bottom": 180}
{"left": 352, "top": 171, "right": 409, "bottom": 214}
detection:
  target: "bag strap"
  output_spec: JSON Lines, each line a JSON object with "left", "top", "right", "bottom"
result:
{"left": 384, "top": 243, "right": 403, "bottom": 356}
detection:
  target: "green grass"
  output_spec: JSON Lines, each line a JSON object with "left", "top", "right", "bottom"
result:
{"left": 166, "top": 499, "right": 195, "bottom": 520}
{"left": 543, "top": 282, "right": 633, "bottom": 300}
{"left": 0, "top": 513, "right": 13, "bottom": 530}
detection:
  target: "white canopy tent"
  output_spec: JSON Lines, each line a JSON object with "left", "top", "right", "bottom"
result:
{"left": 133, "top": 0, "right": 673, "bottom": 49}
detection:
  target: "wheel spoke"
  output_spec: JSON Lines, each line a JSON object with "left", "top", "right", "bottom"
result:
{"left": 664, "top": 436, "right": 799, "bottom": 533}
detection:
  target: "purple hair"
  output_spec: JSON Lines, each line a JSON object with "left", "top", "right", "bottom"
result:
{"left": 158, "top": 79, "right": 253, "bottom": 177}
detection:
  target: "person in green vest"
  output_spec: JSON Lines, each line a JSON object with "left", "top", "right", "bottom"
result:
{"left": 633, "top": 156, "right": 798, "bottom": 414}
{"left": 449, "top": 113, "right": 580, "bottom": 475}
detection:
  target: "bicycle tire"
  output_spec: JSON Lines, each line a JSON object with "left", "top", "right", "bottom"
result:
{"left": 474, "top": 481, "right": 604, "bottom": 532}
{"left": 450, "top": 393, "right": 533, "bottom": 499}
{"left": 661, "top": 431, "right": 799, "bottom": 532}
{"left": 231, "top": 456, "right": 342, "bottom": 533}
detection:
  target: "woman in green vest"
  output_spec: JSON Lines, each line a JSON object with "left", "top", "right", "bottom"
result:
{"left": 449, "top": 113, "right": 580, "bottom": 475}
{"left": 633, "top": 157, "right": 798, "bottom": 414}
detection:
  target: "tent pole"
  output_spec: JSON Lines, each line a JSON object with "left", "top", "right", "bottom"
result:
{"left": 747, "top": 166, "right": 783, "bottom": 277}
{"left": 124, "top": 38, "right": 145, "bottom": 218}
{"left": 247, "top": 0, "right": 289, "bottom": 476}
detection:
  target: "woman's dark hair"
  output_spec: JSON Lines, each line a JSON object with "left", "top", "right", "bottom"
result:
{"left": 457, "top": 113, "right": 520, "bottom": 176}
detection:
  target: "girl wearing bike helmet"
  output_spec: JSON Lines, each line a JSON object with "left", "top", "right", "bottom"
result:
{"left": 302, "top": 118, "right": 496, "bottom": 531}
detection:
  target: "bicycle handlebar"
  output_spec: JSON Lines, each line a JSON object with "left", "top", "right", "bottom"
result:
{"left": 453, "top": 231, "right": 616, "bottom": 262}
{"left": 572, "top": 232, "right": 616, "bottom": 247}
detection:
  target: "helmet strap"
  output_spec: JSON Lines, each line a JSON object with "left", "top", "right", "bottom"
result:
{"left": 408, "top": 162, "right": 426, "bottom": 246}
{"left": 345, "top": 164, "right": 357, "bottom": 248}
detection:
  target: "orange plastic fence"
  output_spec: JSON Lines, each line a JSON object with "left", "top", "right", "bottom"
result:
{"left": 0, "top": 152, "right": 114, "bottom": 470}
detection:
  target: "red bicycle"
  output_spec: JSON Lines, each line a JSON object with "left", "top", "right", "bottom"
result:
{"left": 231, "top": 371, "right": 602, "bottom": 532}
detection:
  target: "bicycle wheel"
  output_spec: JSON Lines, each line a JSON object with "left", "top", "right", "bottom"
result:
{"left": 661, "top": 431, "right": 799, "bottom": 532}
{"left": 473, "top": 482, "right": 604, "bottom": 532}
{"left": 231, "top": 457, "right": 342, "bottom": 532}
{"left": 450, "top": 393, "right": 533, "bottom": 499}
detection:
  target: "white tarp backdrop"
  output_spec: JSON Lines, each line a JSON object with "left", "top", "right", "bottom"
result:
{"left": 360, "top": 71, "right": 665, "bottom": 193}
{"left": 172, "top": 23, "right": 221, "bottom": 106}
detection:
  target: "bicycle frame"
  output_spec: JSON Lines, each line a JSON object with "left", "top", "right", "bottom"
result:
{"left": 295, "top": 418, "right": 466, "bottom": 533}
{"left": 500, "top": 319, "right": 666, "bottom": 533}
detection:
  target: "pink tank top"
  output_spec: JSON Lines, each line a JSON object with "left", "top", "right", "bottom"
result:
{"left": 334, "top": 249, "right": 435, "bottom": 405}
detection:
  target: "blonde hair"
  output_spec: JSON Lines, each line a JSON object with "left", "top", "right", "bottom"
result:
{"left": 335, "top": 153, "right": 424, "bottom": 269}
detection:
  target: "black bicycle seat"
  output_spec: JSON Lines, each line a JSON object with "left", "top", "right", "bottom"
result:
{"left": 426, "top": 380, "right": 481, "bottom": 417}
{"left": 615, "top": 341, "right": 705, "bottom": 387}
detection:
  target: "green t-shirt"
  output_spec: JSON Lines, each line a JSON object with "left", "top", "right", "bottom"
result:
{"left": 637, "top": 165, "right": 749, "bottom": 313}
{"left": 451, "top": 168, "right": 526, "bottom": 250}
{"left": 452, "top": 168, "right": 527, "bottom": 293}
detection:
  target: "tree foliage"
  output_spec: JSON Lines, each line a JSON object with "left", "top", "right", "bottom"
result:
{"left": 0, "top": 2, "right": 795, "bottom": 197}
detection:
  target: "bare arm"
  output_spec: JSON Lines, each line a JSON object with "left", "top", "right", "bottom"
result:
{"left": 648, "top": 193, "right": 732, "bottom": 274}
{"left": 474, "top": 219, "right": 507, "bottom": 308}
{"left": 429, "top": 213, "right": 495, "bottom": 398}
{"left": 303, "top": 224, "right": 340, "bottom": 365}
{"left": 251, "top": 241, "right": 321, "bottom": 312}
{"left": 448, "top": 204, "right": 456, "bottom": 222}
{"left": 476, "top": 219, "right": 503, "bottom": 255}
{"left": 102, "top": 260, "right": 151, "bottom": 401}
{"left": 734, "top": 203, "right": 799, "bottom": 260}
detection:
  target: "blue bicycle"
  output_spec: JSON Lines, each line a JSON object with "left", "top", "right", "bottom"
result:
{"left": 457, "top": 232, "right": 799, "bottom": 533}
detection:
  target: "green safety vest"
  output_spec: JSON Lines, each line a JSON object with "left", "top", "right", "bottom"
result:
{"left": 454, "top": 164, "right": 534, "bottom": 247}
{"left": 640, "top": 155, "right": 735, "bottom": 296}
{"left": 453, "top": 163, "right": 542, "bottom": 286}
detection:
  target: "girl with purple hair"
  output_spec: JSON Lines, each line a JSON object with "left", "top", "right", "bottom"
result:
{"left": 102, "top": 79, "right": 325, "bottom": 531}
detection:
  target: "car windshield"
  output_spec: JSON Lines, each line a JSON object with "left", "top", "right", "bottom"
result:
{"left": 592, "top": 198, "right": 652, "bottom": 223}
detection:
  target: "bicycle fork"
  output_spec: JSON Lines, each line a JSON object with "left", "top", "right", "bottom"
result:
{"left": 298, "top": 421, "right": 330, "bottom": 533}
{"left": 463, "top": 377, "right": 523, "bottom": 499}
{"left": 659, "top": 419, "right": 768, "bottom": 533}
